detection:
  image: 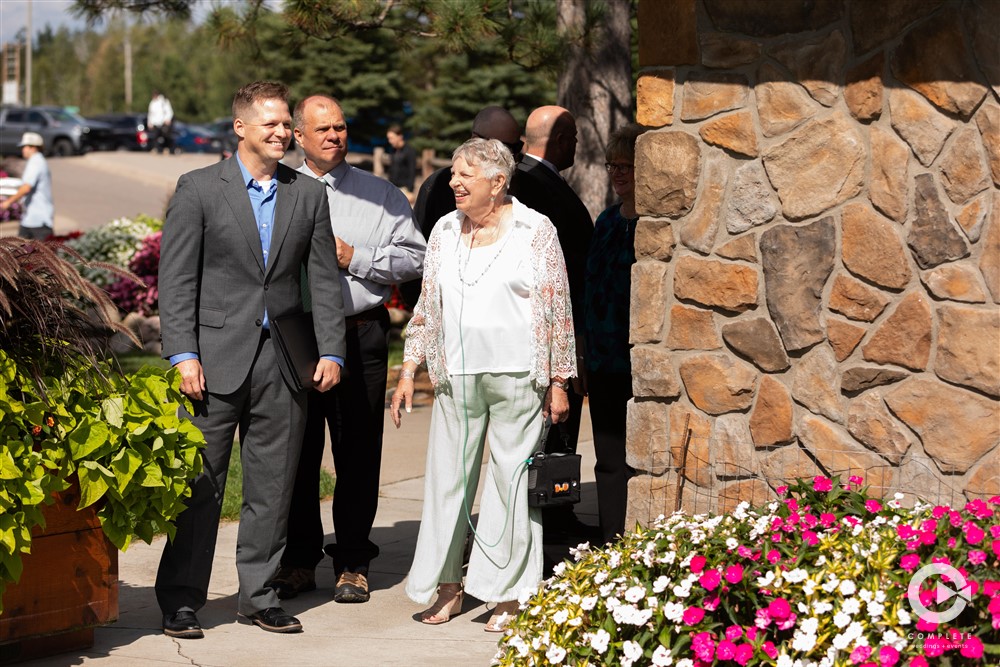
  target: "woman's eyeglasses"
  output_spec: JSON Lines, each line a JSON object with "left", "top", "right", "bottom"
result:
{"left": 605, "top": 162, "right": 634, "bottom": 174}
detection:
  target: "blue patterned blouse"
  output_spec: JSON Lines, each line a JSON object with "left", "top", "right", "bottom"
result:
{"left": 583, "top": 203, "right": 638, "bottom": 374}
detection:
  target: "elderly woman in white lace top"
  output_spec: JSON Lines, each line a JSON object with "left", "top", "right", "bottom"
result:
{"left": 390, "top": 137, "right": 576, "bottom": 633}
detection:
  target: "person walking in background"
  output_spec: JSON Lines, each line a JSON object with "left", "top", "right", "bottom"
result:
{"left": 386, "top": 124, "right": 417, "bottom": 197}
{"left": 156, "top": 81, "right": 346, "bottom": 638}
{"left": 0, "top": 132, "right": 53, "bottom": 240}
{"left": 148, "top": 89, "right": 175, "bottom": 154}
{"left": 509, "top": 106, "right": 594, "bottom": 545}
{"left": 268, "top": 95, "right": 425, "bottom": 605}
{"left": 390, "top": 138, "right": 576, "bottom": 634}
{"left": 584, "top": 124, "right": 645, "bottom": 545}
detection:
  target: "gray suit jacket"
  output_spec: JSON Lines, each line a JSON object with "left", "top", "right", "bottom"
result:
{"left": 159, "top": 156, "right": 345, "bottom": 395}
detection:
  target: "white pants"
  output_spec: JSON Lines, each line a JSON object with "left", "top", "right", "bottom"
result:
{"left": 405, "top": 372, "right": 544, "bottom": 605}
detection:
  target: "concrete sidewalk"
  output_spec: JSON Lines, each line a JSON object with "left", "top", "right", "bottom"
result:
{"left": 21, "top": 401, "right": 600, "bottom": 667}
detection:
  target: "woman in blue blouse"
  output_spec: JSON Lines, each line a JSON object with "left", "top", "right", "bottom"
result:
{"left": 583, "top": 123, "right": 645, "bottom": 544}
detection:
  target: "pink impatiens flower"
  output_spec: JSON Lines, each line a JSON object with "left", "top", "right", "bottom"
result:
{"left": 900, "top": 554, "right": 921, "bottom": 572}
{"left": 716, "top": 640, "right": 736, "bottom": 661}
{"left": 733, "top": 643, "right": 753, "bottom": 666}
{"left": 700, "top": 569, "right": 722, "bottom": 591}
{"left": 689, "top": 555, "right": 707, "bottom": 573}
{"left": 761, "top": 641, "right": 778, "bottom": 659}
{"left": 850, "top": 645, "right": 872, "bottom": 664}
{"left": 966, "top": 523, "right": 986, "bottom": 545}
{"left": 879, "top": 646, "right": 900, "bottom": 666}
{"left": 724, "top": 564, "right": 744, "bottom": 584}
{"left": 766, "top": 549, "right": 781, "bottom": 564}
{"left": 725, "top": 625, "right": 742, "bottom": 641}
{"left": 865, "top": 499, "right": 882, "bottom": 512}
{"left": 768, "top": 598, "right": 791, "bottom": 620}
{"left": 683, "top": 606, "right": 706, "bottom": 625}
{"left": 960, "top": 636, "right": 984, "bottom": 659}
{"left": 813, "top": 476, "right": 833, "bottom": 492}
{"left": 908, "top": 657, "right": 928, "bottom": 667}
{"left": 969, "top": 550, "right": 987, "bottom": 565}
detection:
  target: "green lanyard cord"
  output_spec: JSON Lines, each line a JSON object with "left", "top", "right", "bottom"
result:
{"left": 455, "top": 267, "right": 534, "bottom": 551}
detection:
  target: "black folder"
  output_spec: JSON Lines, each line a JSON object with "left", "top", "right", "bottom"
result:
{"left": 271, "top": 312, "right": 319, "bottom": 392}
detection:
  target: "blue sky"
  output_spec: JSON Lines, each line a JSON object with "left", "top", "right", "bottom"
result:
{"left": 1, "top": 1, "right": 85, "bottom": 44}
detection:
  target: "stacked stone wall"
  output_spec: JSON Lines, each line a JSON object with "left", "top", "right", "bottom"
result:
{"left": 628, "top": 0, "right": 999, "bottom": 525}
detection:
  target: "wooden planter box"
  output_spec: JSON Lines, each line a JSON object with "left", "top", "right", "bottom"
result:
{"left": 0, "top": 484, "right": 118, "bottom": 663}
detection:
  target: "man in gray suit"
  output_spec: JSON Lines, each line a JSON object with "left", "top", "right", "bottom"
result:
{"left": 156, "top": 81, "right": 346, "bottom": 638}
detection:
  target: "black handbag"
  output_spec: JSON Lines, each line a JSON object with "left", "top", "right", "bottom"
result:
{"left": 526, "top": 418, "right": 582, "bottom": 508}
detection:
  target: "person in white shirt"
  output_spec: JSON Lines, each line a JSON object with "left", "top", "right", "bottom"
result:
{"left": 147, "top": 90, "right": 175, "bottom": 154}
{"left": 0, "top": 132, "right": 53, "bottom": 240}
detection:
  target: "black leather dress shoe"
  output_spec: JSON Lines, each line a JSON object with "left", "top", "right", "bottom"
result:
{"left": 243, "top": 607, "right": 303, "bottom": 633}
{"left": 162, "top": 610, "right": 204, "bottom": 639}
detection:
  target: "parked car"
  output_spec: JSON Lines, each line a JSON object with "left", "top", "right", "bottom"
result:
{"left": 0, "top": 105, "right": 114, "bottom": 157}
{"left": 170, "top": 121, "right": 220, "bottom": 154}
{"left": 85, "top": 113, "right": 150, "bottom": 151}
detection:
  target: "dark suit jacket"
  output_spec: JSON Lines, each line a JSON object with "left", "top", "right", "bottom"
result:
{"left": 159, "top": 156, "right": 345, "bottom": 395}
{"left": 510, "top": 155, "right": 593, "bottom": 333}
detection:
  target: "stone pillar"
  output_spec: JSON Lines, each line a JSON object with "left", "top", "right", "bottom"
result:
{"left": 628, "top": 0, "right": 1000, "bottom": 527}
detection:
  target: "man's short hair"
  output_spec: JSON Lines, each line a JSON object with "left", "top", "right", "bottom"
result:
{"left": 233, "top": 81, "right": 289, "bottom": 121}
{"left": 387, "top": 124, "right": 404, "bottom": 136}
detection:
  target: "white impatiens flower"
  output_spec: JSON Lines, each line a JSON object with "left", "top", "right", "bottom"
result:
{"left": 624, "top": 586, "right": 646, "bottom": 603}
{"left": 518, "top": 588, "right": 534, "bottom": 605}
{"left": 896, "top": 608, "right": 911, "bottom": 625}
{"left": 552, "top": 561, "right": 567, "bottom": 577}
{"left": 676, "top": 660, "right": 694, "bottom": 667}
{"left": 857, "top": 588, "right": 873, "bottom": 603}
{"left": 508, "top": 635, "right": 530, "bottom": 657}
{"left": 580, "top": 595, "right": 598, "bottom": 611}
{"left": 529, "top": 605, "right": 543, "bottom": 617}
{"left": 802, "top": 578, "right": 817, "bottom": 596}
{"left": 812, "top": 601, "right": 833, "bottom": 615}
{"left": 652, "top": 645, "right": 674, "bottom": 666}
{"left": 594, "top": 570, "right": 609, "bottom": 585}
{"left": 757, "top": 571, "right": 776, "bottom": 587}
{"left": 838, "top": 580, "right": 856, "bottom": 596}
{"left": 822, "top": 577, "right": 840, "bottom": 593}
{"left": 785, "top": 568, "right": 809, "bottom": 583}
{"left": 833, "top": 612, "right": 851, "bottom": 629}
{"left": 777, "top": 654, "right": 794, "bottom": 667}
{"left": 791, "top": 629, "right": 818, "bottom": 652}
{"left": 621, "top": 640, "right": 643, "bottom": 667}
{"left": 662, "top": 601, "right": 685, "bottom": 623}
{"left": 552, "top": 609, "right": 569, "bottom": 625}
{"left": 588, "top": 629, "right": 611, "bottom": 654}
{"left": 866, "top": 600, "right": 885, "bottom": 618}
{"left": 545, "top": 645, "right": 567, "bottom": 664}
{"left": 653, "top": 576, "right": 670, "bottom": 593}
{"left": 841, "top": 598, "right": 861, "bottom": 616}
{"left": 726, "top": 537, "right": 739, "bottom": 550}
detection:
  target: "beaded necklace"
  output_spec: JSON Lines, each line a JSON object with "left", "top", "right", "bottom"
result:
{"left": 455, "top": 209, "right": 513, "bottom": 288}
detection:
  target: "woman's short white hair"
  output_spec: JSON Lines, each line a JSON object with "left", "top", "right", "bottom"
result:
{"left": 452, "top": 137, "right": 515, "bottom": 191}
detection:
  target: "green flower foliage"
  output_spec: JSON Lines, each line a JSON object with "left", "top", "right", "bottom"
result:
{"left": 65, "top": 215, "right": 162, "bottom": 288}
{"left": 0, "top": 351, "right": 204, "bottom": 614}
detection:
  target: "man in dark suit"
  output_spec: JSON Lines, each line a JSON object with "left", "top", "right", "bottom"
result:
{"left": 509, "top": 105, "right": 594, "bottom": 543}
{"left": 156, "top": 81, "right": 346, "bottom": 638}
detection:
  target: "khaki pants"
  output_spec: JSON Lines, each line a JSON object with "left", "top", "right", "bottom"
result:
{"left": 405, "top": 372, "right": 544, "bottom": 605}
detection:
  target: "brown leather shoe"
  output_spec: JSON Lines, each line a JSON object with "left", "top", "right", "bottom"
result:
{"left": 267, "top": 566, "right": 316, "bottom": 600}
{"left": 334, "top": 571, "right": 370, "bottom": 603}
